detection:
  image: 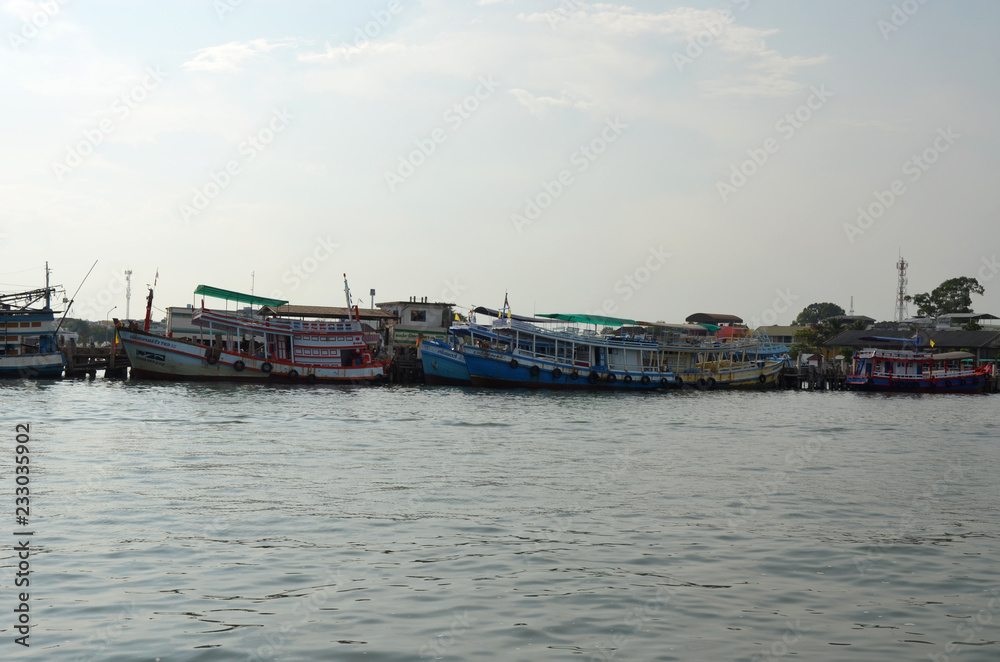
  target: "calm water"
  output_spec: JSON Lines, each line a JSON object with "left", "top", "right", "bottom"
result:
{"left": 1, "top": 379, "right": 999, "bottom": 661}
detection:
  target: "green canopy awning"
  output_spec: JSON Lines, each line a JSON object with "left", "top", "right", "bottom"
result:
{"left": 193, "top": 285, "right": 288, "bottom": 308}
{"left": 697, "top": 323, "right": 722, "bottom": 332}
{"left": 538, "top": 313, "right": 642, "bottom": 326}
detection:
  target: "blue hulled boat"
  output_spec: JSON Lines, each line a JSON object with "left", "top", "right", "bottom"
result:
{"left": 458, "top": 314, "right": 676, "bottom": 390}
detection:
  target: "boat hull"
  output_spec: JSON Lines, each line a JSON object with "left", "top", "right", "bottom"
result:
{"left": 676, "top": 361, "right": 784, "bottom": 389}
{"left": 0, "top": 353, "right": 65, "bottom": 378}
{"left": 419, "top": 340, "right": 471, "bottom": 386}
{"left": 119, "top": 328, "right": 386, "bottom": 383}
{"left": 463, "top": 347, "right": 673, "bottom": 390}
{"left": 844, "top": 374, "right": 988, "bottom": 393}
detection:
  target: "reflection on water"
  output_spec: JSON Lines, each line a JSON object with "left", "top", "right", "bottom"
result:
{"left": 1, "top": 381, "right": 999, "bottom": 661}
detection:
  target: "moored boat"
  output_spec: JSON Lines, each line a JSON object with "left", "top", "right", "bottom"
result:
{"left": 419, "top": 338, "right": 471, "bottom": 386}
{"left": 0, "top": 269, "right": 66, "bottom": 379}
{"left": 118, "top": 279, "right": 388, "bottom": 383}
{"left": 460, "top": 314, "right": 675, "bottom": 390}
{"left": 845, "top": 336, "right": 991, "bottom": 393}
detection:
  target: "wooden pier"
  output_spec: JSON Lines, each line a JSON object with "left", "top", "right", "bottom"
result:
{"left": 779, "top": 366, "right": 847, "bottom": 391}
{"left": 388, "top": 345, "right": 423, "bottom": 384}
{"left": 779, "top": 365, "right": 1000, "bottom": 393}
{"left": 58, "top": 338, "right": 129, "bottom": 378}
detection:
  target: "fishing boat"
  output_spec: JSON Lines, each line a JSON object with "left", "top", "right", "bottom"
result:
{"left": 657, "top": 333, "right": 786, "bottom": 389}
{"left": 420, "top": 338, "right": 472, "bottom": 386}
{"left": 844, "top": 336, "right": 991, "bottom": 393}
{"left": 424, "top": 306, "right": 788, "bottom": 390}
{"left": 117, "top": 278, "right": 388, "bottom": 383}
{"left": 457, "top": 313, "right": 677, "bottom": 390}
{"left": 0, "top": 267, "right": 66, "bottom": 378}
{"left": 419, "top": 306, "right": 549, "bottom": 386}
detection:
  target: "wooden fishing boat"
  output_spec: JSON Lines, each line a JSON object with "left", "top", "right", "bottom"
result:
{"left": 844, "top": 336, "right": 991, "bottom": 393}
{"left": 0, "top": 267, "right": 66, "bottom": 378}
{"left": 117, "top": 279, "right": 387, "bottom": 383}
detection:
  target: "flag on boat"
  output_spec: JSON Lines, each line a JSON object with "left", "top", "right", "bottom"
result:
{"left": 930, "top": 339, "right": 935, "bottom": 347}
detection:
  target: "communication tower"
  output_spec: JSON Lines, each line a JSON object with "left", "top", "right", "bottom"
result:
{"left": 895, "top": 256, "right": 908, "bottom": 323}
{"left": 124, "top": 269, "right": 133, "bottom": 320}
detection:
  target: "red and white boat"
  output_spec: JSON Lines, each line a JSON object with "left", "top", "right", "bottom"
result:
{"left": 117, "top": 278, "right": 388, "bottom": 383}
{"left": 845, "top": 336, "right": 992, "bottom": 393}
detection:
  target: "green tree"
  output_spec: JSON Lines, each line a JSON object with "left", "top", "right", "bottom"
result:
{"left": 793, "top": 302, "right": 846, "bottom": 326}
{"left": 790, "top": 326, "right": 821, "bottom": 359}
{"left": 817, "top": 317, "right": 847, "bottom": 341}
{"left": 905, "top": 276, "right": 984, "bottom": 318}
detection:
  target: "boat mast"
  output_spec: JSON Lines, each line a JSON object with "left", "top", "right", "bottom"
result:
{"left": 44, "top": 261, "right": 51, "bottom": 310}
{"left": 55, "top": 259, "right": 98, "bottom": 334}
{"left": 143, "top": 269, "right": 158, "bottom": 332}
{"left": 343, "top": 273, "right": 361, "bottom": 322}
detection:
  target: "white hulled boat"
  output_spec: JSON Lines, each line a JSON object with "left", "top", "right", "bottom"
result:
{"left": 118, "top": 278, "right": 387, "bottom": 383}
{"left": 0, "top": 267, "right": 66, "bottom": 378}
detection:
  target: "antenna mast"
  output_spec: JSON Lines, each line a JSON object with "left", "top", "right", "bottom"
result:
{"left": 895, "top": 256, "right": 908, "bottom": 323}
{"left": 124, "top": 269, "right": 133, "bottom": 320}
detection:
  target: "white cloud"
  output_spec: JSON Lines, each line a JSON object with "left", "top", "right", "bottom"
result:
{"left": 508, "top": 88, "right": 591, "bottom": 118}
{"left": 519, "top": 4, "right": 827, "bottom": 98}
{"left": 183, "top": 38, "right": 298, "bottom": 73}
{"left": 297, "top": 40, "right": 407, "bottom": 65}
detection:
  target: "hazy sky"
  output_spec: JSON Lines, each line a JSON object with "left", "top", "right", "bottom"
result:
{"left": 2, "top": 1, "right": 998, "bottom": 325}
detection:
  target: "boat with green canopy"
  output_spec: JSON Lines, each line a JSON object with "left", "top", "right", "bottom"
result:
{"left": 116, "top": 277, "right": 388, "bottom": 383}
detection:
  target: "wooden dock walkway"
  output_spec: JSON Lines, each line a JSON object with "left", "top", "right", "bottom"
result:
{"left": 58, "top": 338, "right": 129, "bottom": 378}
{"left": 779, "top": 366, "right": 1000, "bottom": 392}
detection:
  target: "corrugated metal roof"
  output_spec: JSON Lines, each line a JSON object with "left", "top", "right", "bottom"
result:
{"left": 685, "top": 313, "right": 743, "bottom": 324}
{"left": 826, "top": 329, "right": 1000, "bottom": 348}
